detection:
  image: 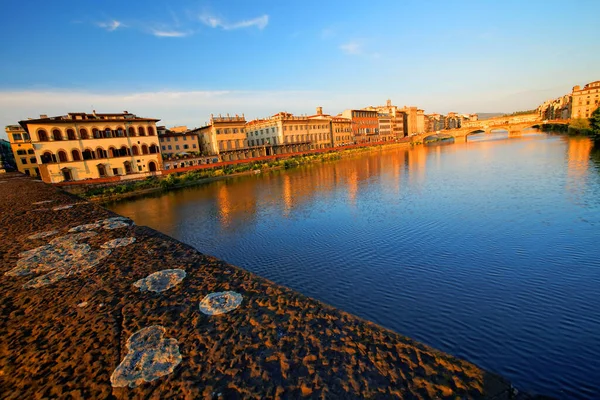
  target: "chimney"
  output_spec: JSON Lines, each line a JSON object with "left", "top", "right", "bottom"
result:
{"left": 386, "top": 99, "right": 392, "bottom": 107}
{"left": 316, "top": 106, "right": 323, "bottom": 115}
{"left": 40, "top": 114, "right": 48, "bottom": 119}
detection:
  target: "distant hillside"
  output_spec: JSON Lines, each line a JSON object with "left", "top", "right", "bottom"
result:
{"left": 476, "top": 113, "right": 505, "bottom": 120}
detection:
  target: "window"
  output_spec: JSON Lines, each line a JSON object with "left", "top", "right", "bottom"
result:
{"left": 13, "top": 133, "right": 22, "bottom": 141}
{"left": 168, "top": 145, "right": 172, "bottom": 150}
{"left": 162, "top": 146, "right": 166, "bottom": 151}
{"left": 17, "top": 150, "right": 26, "bottom": 155}
{"left": 176, "top": 145, "right": 180, "bottom": 150}
{"left": 193, "top": 144, "right": 197, "bottom": 148}
{"left": 174, "top": 137, "right": 179, "bottom": 142}
{"left": 28, "top": 149, "right": 34, "bottom": 154}
{"left": 24, "top": 133, "right": 30, "bottom": 140}
{"left": 166, "top": 137, "right": 171, "bottom": 142}
{"left": 38, "top": 130, "right": 49, "bottom": 141}
{"left": 184, "top": 144, "right": 189, "bottom": 149}
{"left": 21, "top": 158, "right": 27, "bottom": 164}
{"left": 30, "top": 157, "right": 37, "bottom": 163}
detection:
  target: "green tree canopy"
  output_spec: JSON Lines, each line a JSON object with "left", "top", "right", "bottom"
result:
{"left": 570, "top": 117, "right": 591, "bottom": 130}
{"left": 589, "top": 107, "right": 600, "bottom": 134}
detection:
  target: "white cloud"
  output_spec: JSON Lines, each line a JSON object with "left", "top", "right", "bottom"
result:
{"left": 340, "top": 41, "right": 362, "bottom": 55}
{"left": 97, "top": 20, "right": 123, "bottom": 32}
{"left": 151, "top": 29, "right": 189, "bottom": 38}
{"left": 199, "top": 13, "right": 269, "bottom": 30}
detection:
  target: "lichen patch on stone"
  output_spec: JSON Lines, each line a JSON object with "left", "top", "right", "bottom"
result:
{"left": 94, "top": 217, "right": 134, "bottom": 230}
{"left": 27, "top": 230, "right": 59, "bottom": 240}
{"left": 134, "top": 269, "right": 186, "bottom": 293}
{"left": 199, "top": 291, "right": 243, "bottom": 315}
{"left": 101, "top": 237, "right": 136, "bottom": 249}
{"left": 6, "top": 231, "right": 110, "bottom": 288}
{"left": 68, "top": 223, "right": 102, "bottom": 233}
{"left": 110, "top": 325, "right": 182, "bottom": 388}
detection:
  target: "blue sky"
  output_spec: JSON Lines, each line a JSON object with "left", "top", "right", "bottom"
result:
{"left": 1, "top": 0, "right": 599, "bottom": 138}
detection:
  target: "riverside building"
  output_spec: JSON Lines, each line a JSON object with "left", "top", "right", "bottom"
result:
{"left": 341, "top": 109, "right": 379, "bottom": 143}
{"left": 193, "top": 114, "right": 250, "bottom": 162}
{"left": 16, "top": 111, "right": 162, "bottom": 183}
{"left": 571, "top": 81, "right": 600, "bottom": 119}
{"left": 5, "top": 124, "right": 37, "bottom": 176}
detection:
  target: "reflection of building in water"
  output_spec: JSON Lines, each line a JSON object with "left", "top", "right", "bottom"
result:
{"left": 566, "top": 137, "right": 593, "bottom": 182}
{"left": 213, "top": 180, "right": 258, "bottom": 232}
{"left": 407, "top": 143, "right": 427, "bottom": 184}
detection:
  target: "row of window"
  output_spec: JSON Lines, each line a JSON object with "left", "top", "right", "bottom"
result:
{"left": 162, "top": 144, "right": 197, "bottom": 151}
{"left": 161, "top": 136, "right": 192, "bottom": 142}
{"left": 12, "top": 133, "right": 31, "bottom": 141}
{"left": 35, "top": 126, "right": 156, "bottom": 142}
{"left": 39, "top": 144, "right": 159, "bottom": 164}
{"left": 20, "top": 157, "right": 38, "bottom": 165}
{"left": 16, "top": 149, "right": 35, "bottom": 155}
{"left": 216, "top": 128, "right": 245, "bottom": 134}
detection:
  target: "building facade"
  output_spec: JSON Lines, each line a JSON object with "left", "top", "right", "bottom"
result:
{"left": 194, "top": 115, "right": 250, "bottom": 162}
{"left": 159, "top": 131, "right": 200, "bottom": 156}
{"left": 400, "top": 106, "right": 425, "bottom": 135}
{"left": 331, "top": 116, "right": 353, "bottom": 146}
{"left": 5, "top": 125, "right": 36, "bottom": 175}
{"left": 341, "top": 109, "right": 379, "bottom": 143}
{"left": 18, "top": 111, "right": 163, "bottom": 183}
{"left": 571, "top": 81, "right": 600, "bottom": 119}
{"left": 377, "top": 113, "right": 395, "bottom": 142}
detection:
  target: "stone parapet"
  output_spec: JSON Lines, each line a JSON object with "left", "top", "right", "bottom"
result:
{"left": 0, "top": 173, "right": 514, "bottom": 399}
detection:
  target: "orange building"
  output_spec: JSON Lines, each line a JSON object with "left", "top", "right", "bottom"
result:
{"left": 341, "top": 109, "right": 379, "bottom": 143}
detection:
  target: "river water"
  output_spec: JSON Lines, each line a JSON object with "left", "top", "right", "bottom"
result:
{"left": 107, "top": 132, "right": 600, "bottom": 398}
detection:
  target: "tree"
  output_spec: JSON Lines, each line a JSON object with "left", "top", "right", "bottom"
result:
{"left": 570, "top": 117, "right": 591, "bottom": 130}
{"left": 589, "top": 106, "right": 600, "bottom": 135}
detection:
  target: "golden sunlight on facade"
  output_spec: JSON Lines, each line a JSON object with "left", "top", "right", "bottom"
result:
{"left": 5, "top": 124, "right": 39, "bottom": 177}
{"left": 571, "top": 81, "right": 600, "bottom": 119}
{"left": 194, "top": 114, "right": 250, "bottom": 161}
{"left": 18, "top": 111, "right": 162, "bottom": 183}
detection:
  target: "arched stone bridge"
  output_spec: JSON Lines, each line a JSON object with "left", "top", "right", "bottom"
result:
{"left": 414, "top": 114, "right": 569, "bottom": 143}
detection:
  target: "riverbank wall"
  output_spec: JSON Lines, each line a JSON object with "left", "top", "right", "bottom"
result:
{"left": 0, "top": 172, "right": 517, "bottom": 399}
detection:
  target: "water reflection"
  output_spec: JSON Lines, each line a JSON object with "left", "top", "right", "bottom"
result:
{"left": 108, "top": 135, "right": 600, "bottom": 399}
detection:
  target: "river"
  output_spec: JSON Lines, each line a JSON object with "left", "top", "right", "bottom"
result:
{"left": 107, "top": 132, "right": 600, "bottom": 398}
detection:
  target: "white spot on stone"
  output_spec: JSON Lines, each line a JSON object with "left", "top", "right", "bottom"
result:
{"left": 134, "top": 269, "right": 186, "bottom": 293}
{"left": 68, "top": 223, "right": 101, "bottom": 233}
{"left": 95, "top": 217, "right": 134, "bottom": 230}
{"left": 28, "top": 230, "right": 59, "bottom": 240}
{"left": 199, "top": 291, "right": 243, "bottom": 315}
{"left": 110, "top": 325, "right": 182, "bottom": 388}
{"left": 103, "top": 221, "right": 131, "bottom": 230}
{"left": 77, "top": 301, "right": 88, "bottom": 308}
{"left": 6, "top": 231, "right": 110, "bottom": 288}
{"left": 101, "top": 237, "right": 136, "bottom": 249}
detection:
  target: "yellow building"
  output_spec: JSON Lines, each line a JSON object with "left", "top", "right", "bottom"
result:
{"left": 194, "top": 114, "right": 250, "bottom": 161}
{"left": 18, "top": 111, "right": 163, "bottom": 183}
{"left": 572, "top": 81, "right": 600, "bottom": 119}
{"left": 307, "top": 107, "right": 334, "bottom": 149}
{"left": 245, "top": 110, "right": 329, "bottom": 156}
{"left": 159, "top": 131, "right": 200, "bottom": 156}
{"left": 5, "top": 124, "right": 39, "bottom": 177}
{"left": 331, "top": 116, "right": 353, "bottom": 146}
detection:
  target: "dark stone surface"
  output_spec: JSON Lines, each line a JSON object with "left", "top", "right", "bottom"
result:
{"left": 0, "top": 172, "right": 515, "bottom": 399}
